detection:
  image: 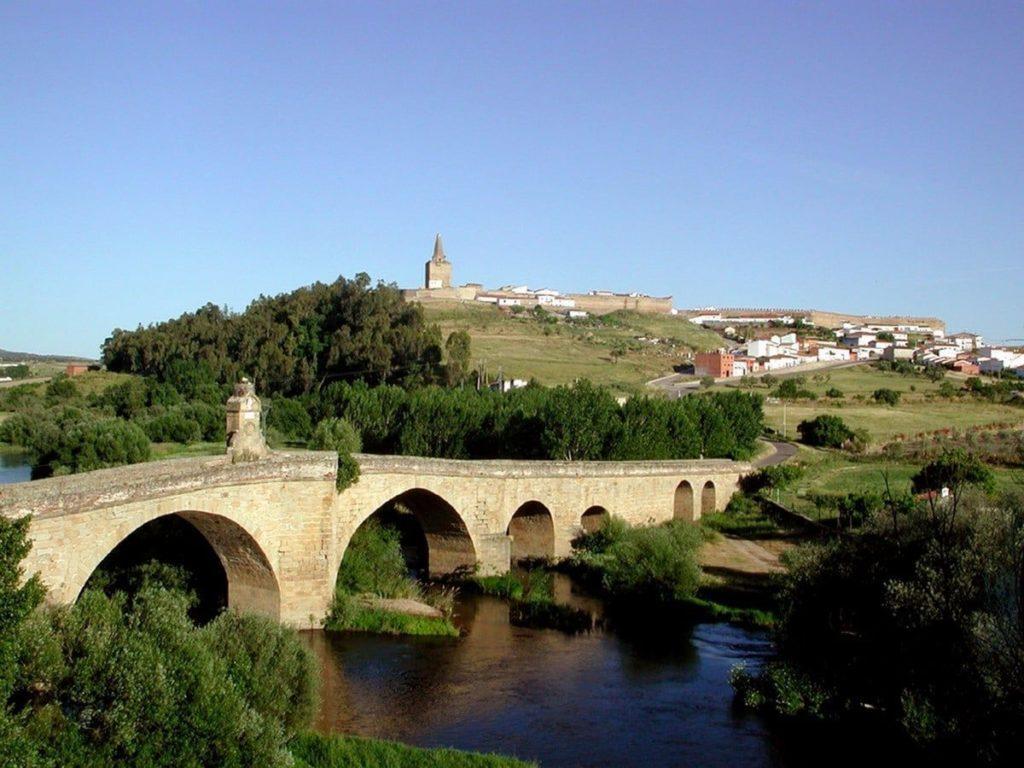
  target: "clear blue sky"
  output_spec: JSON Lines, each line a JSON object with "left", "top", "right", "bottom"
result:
{"left": 2, "top": 1, "right": 1021, "bottom": 357}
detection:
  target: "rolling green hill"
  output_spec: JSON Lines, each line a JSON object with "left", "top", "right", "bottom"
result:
{"left": 422, "top": 301, "right": 726, "bottom": 393}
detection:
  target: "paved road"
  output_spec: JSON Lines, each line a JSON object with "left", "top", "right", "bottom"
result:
{"left": 753, "top": 439, "right": 799, "bottom": 468}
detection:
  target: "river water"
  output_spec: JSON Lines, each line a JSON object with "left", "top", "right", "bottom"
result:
{"left": 0, "top": 450, "right": 33, "bottom": 484}
{"left": 302, "top": 583, "right": 881, "bottom": 768}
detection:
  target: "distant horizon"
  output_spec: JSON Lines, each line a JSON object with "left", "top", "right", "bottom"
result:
{"left": 2, "top": 2, "right": 1021, "bottom": 356}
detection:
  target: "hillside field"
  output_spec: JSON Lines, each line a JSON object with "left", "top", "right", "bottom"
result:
{"left": 717, "top": 364, "right": 1023, "bottom": 447}
{"left": 422, "top": 301, "right": 725, "bottom": 393}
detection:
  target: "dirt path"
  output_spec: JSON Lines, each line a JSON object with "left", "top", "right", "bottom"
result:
{"left": 700, "top": 535, "right": 787, "bottom": 575}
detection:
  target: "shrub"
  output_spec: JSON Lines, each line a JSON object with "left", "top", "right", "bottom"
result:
{"left": 14, "top": 588, "right": 312, "bottom": 767}
{"left": 873, "top": 388, "right": 901, "bottom": 406}
{"left": 266, "top": 396, "right": 313, "bottom": 442}
{"left": 336, "top": 520, "right": 415, "bottom": 599}
{"left": 44, "top": 418, "right": 151, "bottom": 474}
{"left": 141, "top": 408, "right": 202, "bottom": 444}
{"left": 581, "top": 519, "right": 703, "bottom": 603}
{"left": 825, "top": 387, "right": 844, "bottom": 399}
{"left": 797, "top": 415, "right": 854, "bottom": 448}
{"left": 310, "top": 417, "right": 362, "bottom": 453}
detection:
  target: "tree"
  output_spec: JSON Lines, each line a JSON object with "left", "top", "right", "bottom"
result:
{"left": 797, "top": 415, "right": 854, "bottom": 448}
{"left": 0, "top": 516, "right": 44, "bottom": 698}
{"left": 540, "top": 381, "right": 622, "bottom": 460}
{"left": 873, "top": 388, "right": 901, "bottom": 406}
{"left": 444, "top": 330, "right": 472, "bottom": 386}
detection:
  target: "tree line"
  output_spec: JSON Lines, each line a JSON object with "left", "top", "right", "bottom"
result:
{"left": 101, "top": 273, "right": 456, "bottom": 395}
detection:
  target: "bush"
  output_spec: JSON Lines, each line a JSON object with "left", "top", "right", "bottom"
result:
{"left": 12, "top": 588, "right": 314, "bottom": 767}
{"left": 141, "top": 408, "right": 202, "bottom": 444}
{"left": 266, "top": 396, "right": 312, "bottom": 442}
{"left": 335, "top": 520, "right": 415, "bottom": 598}
{"left": 574, "top": 518, "right": 702, "bottom": 603}
{"left": 825, "top": 387, "right": 844, "bottom": 399}
{"left": 44, "top": 418, "right": 151, "bottom": 474}
{"left": 310, "top": 417, "right": 362, "bottom": 454}
{"left": 873, "top": 388, "right": 901, "bottom": 406}
{"left": 797, "top": 415, "right": 854, "bottom": 448}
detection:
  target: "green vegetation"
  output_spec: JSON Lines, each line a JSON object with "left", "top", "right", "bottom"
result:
{"left": 472, "top": 570, "right": 593, "bottom": 634}
{"left": 569, "top": 517, "right": 703, "bottom": 603}
{"left": 103, "top": 274, "right": 454, "bottom": 395}
{"left": 796, "top": 414, "right": 854, "bottom": 448}
{"left": 0, "top": 515, "right": 536, "bottom": 768}
{"left": 0, "top": 518, "right": 318, "bottom": 767}
{"left": 316, "top": 379, "right": 764, "bottom": 461}
{"left": 308, "top": 417, "right": 362, "bottom": 490}
{"left": 423, "top": 301, "right": 726, "bottom": 393}
{"left": 734, "top": 454, "right": 1024, "bottom": 763}
{"left": 326, "top": 520, "right": 457, "bottom": 637}
{"left": 872, "top": 387, "right": 901, "bottom": 406}
{"left": 291, "top": 732, "right": 536, "bottom": 768}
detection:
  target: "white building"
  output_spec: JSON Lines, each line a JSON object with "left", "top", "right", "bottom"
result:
{"left": 948, "top": 332, "right": 983, "bottom": 352}
{"left": 817, "top": 345, "right": 852, "bottom": 362}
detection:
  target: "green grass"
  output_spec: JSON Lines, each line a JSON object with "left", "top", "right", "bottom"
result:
{"left": 775, "top": 446, "right": 1024, "bottom": 519}
{"left": 324, "top": 595, "right": 459, "bottom": 637}
{"left": 683, "top": 596, "right": 776, "bottom": 630}
{"left": 422, "top": 302, "right": 726, "bottom": 393}
{"left": 719, "top": 363, "right": 1024, "bottom": 447}
{"left": 471, "top": 573, "right": 525, "bottom": 599}
{"left": 149, "top": 441, "right": 225, "bottom": 459}
{"left": 291, "top": 731, "right": 536, "bottom": 768}
{"left": 701, "top": 510, "right": 780, "bottom": 537}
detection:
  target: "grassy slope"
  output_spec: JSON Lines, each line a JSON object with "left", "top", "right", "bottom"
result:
{"left": 422, "top": 301, "right": 725, "bottom": 393}
{"left": 718, "top": 364, "right": 1023, "bottom": 446}
{"left": 775, "top": 445, "right": 1024, "bottom": 519}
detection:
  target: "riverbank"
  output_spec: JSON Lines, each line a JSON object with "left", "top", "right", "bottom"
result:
{"left": 292, "top": 732, "right": 536, "bottom": 767}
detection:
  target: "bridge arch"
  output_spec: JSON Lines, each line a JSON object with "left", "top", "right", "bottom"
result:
{"left": 351, "top": 488, "right": 477, "bottom": 578}
{"left": 581, "top": 505, "right": 610, "bottom": 533}
{"left": 507, "top": 500, "right": 555, "bottom": 563}
{"left": 673, "top": 480, "right": 695, "bottom": 521}
{"left": 701, "top": 481, "right": 717, "bottom": 516}
{"left": 80, "top": 510, "right": 281, "bottom": 622}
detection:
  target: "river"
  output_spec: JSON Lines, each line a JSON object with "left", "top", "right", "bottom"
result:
{"left": 302, "top": 582, "right": 905, "bottom": 768}
{"left": 0, "top": 449, "right": 33, "bottom": 484}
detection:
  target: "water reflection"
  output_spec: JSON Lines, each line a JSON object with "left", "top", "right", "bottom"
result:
{"left": 303, "top": 587, "right": 779, "bottom": 768}
{"left": 0, "top": 450, "right": 32, "bottom": 484}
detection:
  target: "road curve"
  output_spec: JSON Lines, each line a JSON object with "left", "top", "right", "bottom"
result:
{"left": 753, "top": 440, "right": 798, "bottom": 468}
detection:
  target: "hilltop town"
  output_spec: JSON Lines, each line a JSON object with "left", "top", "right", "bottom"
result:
{"left": 402, "top": 235, "right": 1021, "bottom": 384}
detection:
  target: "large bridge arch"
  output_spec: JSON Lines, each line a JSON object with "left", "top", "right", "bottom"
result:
{"left": 347, "top": 488, "right": 477, "bottom": 578}
{"left": 77, "top": 509, "right": 281, "bottom": 621}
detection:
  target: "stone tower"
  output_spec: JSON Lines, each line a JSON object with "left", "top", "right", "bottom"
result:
{"left": 225, "top": 378, "right": 268, "bottom": 462}
{"left": 424, "top": 233, "right": 452, "bottom": 289}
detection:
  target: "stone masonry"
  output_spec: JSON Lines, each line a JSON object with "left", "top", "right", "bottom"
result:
{"left": 1, "top": 450, "right": 747, "bottom": 628}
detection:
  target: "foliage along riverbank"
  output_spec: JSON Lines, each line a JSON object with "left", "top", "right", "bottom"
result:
{"left": 0, "top": 514, "right": 535, "bottom": 767}
{"left": 730, "top": 451, "right": 1024, "bottom": 764}
{"left": 325, "top": 520, "right": 459, "bottom": 637}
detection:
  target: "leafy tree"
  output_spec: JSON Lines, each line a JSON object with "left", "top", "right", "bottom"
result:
{"left": 266, "top": 396, "right": 313, "bottom": 442}
{"left": 102, "top": 274, "right": 444, "bottom": 396}
{"left": 0, "top": 516, "right": 44, "bottom": 699}
{"left": 797, "top": 415, "right": 854, "bottom": 448}
{"left": 540, "top": 381, "right": 622, "bottom": 460}
{"left": 444, "top": 330, "right": 472, "bottom": 386}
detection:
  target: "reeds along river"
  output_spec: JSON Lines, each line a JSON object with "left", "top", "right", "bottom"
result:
{"left": 301, "top": 580, "right": 915, "bottom": 768}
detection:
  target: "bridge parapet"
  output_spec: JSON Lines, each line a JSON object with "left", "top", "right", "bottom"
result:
{"left": 355, "top": 453, "right": 751, "bottom": 479}
{"left": 0, "top": 451, "right": 338, "bottom": 521}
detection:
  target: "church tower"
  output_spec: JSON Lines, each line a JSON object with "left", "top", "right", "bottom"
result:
{"left": 424, "top": 233, "right": 452, "bottom": 289}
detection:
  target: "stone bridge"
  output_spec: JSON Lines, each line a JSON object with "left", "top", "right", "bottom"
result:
{"left": 0, "top": 451, "right": 749, "bottom": 628}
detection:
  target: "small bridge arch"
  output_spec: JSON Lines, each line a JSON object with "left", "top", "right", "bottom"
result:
{"left": 674, "top": 480, "right": 695, "bottom": 521}
{"left": 581, "top": 505, "right": 610, "bottom": 533}
{"left": 507, "top": 500, "right": 555, "bottom": 563}
{"left": 701, "top": 481, "right": 717, "bottom": 516}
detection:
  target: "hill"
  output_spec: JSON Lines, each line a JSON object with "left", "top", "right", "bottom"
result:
{"left": 422, "top": 301, "right": 727, "bottom": 393}
{"left": 0, "top": 348, "right": 96, "bottom": 363}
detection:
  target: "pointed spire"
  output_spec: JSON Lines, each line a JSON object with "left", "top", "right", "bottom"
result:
{"left": 432, "top": 233, "right": 446, "bottom": 263}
